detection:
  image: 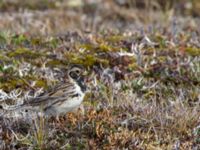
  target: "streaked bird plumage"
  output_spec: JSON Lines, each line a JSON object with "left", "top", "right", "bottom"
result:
{"left": 0, "top": 64, "right": 87, "bottom": 119}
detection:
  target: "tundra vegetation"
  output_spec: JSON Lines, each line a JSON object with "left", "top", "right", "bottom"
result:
{"left": 0, "top": 0, "right": 199, "bottom": 149}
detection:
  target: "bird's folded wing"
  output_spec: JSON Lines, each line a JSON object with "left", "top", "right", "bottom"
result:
{"left": 22, "top": 82, "right": 77, "bottom": 108}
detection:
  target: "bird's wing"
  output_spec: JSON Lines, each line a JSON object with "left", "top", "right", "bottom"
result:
{"left": 22, "top": 82, "right": 78, "bottom": 108}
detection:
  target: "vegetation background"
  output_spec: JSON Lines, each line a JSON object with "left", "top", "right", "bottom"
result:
{"left": 0, "top": 0, "right": 199, "bottom": 149}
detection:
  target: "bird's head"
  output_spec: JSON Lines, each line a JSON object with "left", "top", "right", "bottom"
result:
{"left": 68, "top": 64, "right": 87, "bottom": 92}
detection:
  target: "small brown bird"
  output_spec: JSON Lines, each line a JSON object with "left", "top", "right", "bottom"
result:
{"left": 1, "top": 64, "right": 87, "bottom": 119}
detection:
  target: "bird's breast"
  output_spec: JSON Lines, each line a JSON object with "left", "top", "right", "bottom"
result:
{"left": 52, "top": 91, "right": 85, "bottom": 115}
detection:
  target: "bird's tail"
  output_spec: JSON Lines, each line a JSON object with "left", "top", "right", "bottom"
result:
{"left": 0, "top": 105, "right": 22, "bottom": 119}
{"left": 0, "top": 104, "right": 44, "bottom": 120}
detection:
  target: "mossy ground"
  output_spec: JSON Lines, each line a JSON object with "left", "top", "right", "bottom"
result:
{"left": 0, "top": 1, "right": 200, "bottom": 149}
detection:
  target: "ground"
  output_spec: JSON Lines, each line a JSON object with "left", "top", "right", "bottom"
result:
{"left": 0, "top": 0, "right": 200, "bottom": 149}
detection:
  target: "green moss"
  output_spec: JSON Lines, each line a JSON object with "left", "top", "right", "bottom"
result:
{"left": 11, "top": 34, "right": 27, "bottom": 45}
{"left": 98, "top": 44, "right": 113, "bottom": 52}
{"left": 31, "top": 38, "right": 42, "bottom": 46}
{"left": 128, "top": 63, "right": 139, "bottom": 71}
{"left": 64, "top": 52, "right": 108, "bottom": 67}
{"left": 0, "top": 54, "right": 9, "bottom": 61}
{"left": 79, "top": 44, "right": 94, "bottom": 51}
{"left": 144, "top": 90, "right": 156, "bottom": 99}
{"left": 46, "top": 60, "right": 66, "bottom": 67}
{"left": 157, "top": 56, "right": 167, "bottom": 63}
{"left": 0, "top": 75, "right": 49, "bottom": 90}
{"left": 0, "top": 66, "right": 14, "bottom": 74}
{"left": 80, "top": 41, "right": 124, "bottom": 54}
{"left": 154, "top": 35, "right": 166, "bottom": 48}
{"left": 0, "top": 78, "right": 26, "bottom": 90}
{"left": 185, "top": 47, "right": 200, "bottom": 56}
{"left": 35, "top": 79, "right": 47, "bottom": 88}
{"left": 82, "top": 55, "right": 96, "bottom": 66}
{"left": 47, "top": 38, "right": 59, "bottom": 49}
{"left": 72, "top": 54, "right": 109, "bottom": 67}
{"left": 106, "top": 35, "right": 125, "bottom": 43}
{"left": 8, "top": 48, "right": 44, "bottom": 59}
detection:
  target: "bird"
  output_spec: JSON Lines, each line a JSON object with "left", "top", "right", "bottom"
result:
{"left": 0, "top": 64, "right": 87, "bottom": 119}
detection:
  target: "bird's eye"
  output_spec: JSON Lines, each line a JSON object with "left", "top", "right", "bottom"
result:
{"left": 69, "top": 72, "right": 79, "bottom": 80}
{"left": 75, "top": 70, "right": 80, "bottom": 74}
